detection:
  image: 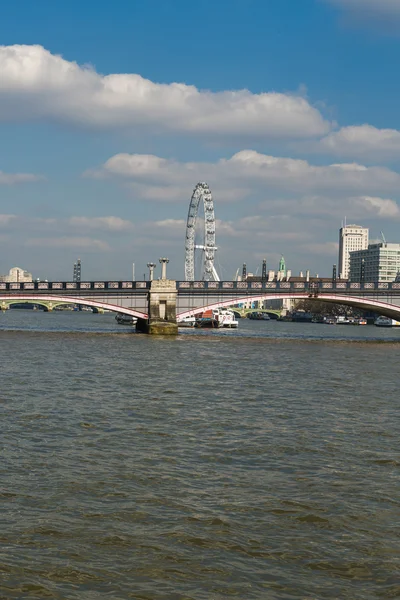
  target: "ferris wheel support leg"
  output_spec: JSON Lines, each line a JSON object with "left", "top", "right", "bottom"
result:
{"left": 211, "top": 265, "right": 220, "bottom": 282}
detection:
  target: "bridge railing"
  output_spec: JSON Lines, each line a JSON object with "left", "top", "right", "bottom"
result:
{"left": 2, "top": 280, "right": 400, "bottom": 292}
{"left": 176, "top": 281, "right": 400, "bottom": 292}
{"left": 0, "top": 281, "right": 151, "bottom": 291}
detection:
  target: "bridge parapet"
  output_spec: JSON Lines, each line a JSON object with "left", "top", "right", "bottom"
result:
{"left": 0, "top": 280, "right": 150, "bottom": 292}
{"left": 176, "top": 281, "right": 400, "bottom": 293}
{"left": 2, "top": 280, "right": 400, "bottom": 293}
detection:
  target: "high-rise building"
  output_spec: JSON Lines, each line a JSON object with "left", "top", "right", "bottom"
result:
{"left": 349, "top": 242, "right": 400, "bottom": 282}
{"left": 338, "top": 224, "right": 369, "bottom": 279}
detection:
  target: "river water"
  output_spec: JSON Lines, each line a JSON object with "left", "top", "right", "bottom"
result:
{"left": 1, "top": 311, "right": 399, "bottom": 599}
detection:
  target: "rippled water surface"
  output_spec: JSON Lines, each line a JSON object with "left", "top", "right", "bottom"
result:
{"left": 1, "top": 311, "right": 399, "bottom": 599}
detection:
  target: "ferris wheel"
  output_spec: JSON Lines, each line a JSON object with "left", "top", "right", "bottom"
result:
{"left": 184, "top": 182, "right": 220, "bottom": 282}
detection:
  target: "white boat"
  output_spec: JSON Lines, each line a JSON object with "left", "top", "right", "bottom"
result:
{"left": 213, "top": 308, "right": 239, "bottom": 328}
{"left": 336, "top": 316, "right": 351, "bottom": 324}
{"left": 115, "top": 313, "right": 137, "bottom": 326}
{"left": 374, "top": 316, "right": 400, "bottom": 327}
{"left": 177, "top": 315, "right": 197, "bottom": 327}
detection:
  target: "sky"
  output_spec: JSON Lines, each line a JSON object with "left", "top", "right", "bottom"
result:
{"left": 2, "top": 0, "right": 400, "bottom": 281}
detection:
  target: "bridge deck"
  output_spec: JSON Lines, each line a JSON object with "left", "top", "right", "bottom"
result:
{"left": 2, "top": 280, "right": 400, "bottom": 319}
{"left": 1, "top": 280, "right": 399, "bottom": 293}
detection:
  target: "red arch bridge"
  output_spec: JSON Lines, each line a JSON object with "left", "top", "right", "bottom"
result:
{"left": 2, "top": 279, "right": 400, "bottom": 320}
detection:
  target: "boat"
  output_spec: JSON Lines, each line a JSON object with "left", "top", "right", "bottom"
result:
{"left": 311, "top": 315, "right": 328, "bottom": 324}
{"left": 291, "top": 311, "right": 313, "bottom": 323}
{"left": 336, "top": 316, "right": 351, "bottom": 325}
{"left": 325, "top": 317, "right": 336, "bottom": 325}
{"left": 375, "top": 316, "right": 400, "bottom": 327}
{"left": 356, "top": 318, "right": 367, "bottom": 326}
{"left": 115, "top": 313, "right": 137, "bottom": 326}
{"left": 195, "top": 309, "right": 218, "bottom": 328}
{"left": 337, "top": 317, "right": 367, "bottom": 325}
{"left": 177, "top": 315, "right": 197, "bottom": 328}
{"left": 216, "top": 308, "right": 238, "bottom": 328}
{"left": 248, "top": 312, "right": 270, "bottom": 320}
{"left": 195, "top": 308, "right": 238, "bottom": 328}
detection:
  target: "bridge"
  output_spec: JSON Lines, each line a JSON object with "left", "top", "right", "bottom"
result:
{"left": 231, "top": 308, "right": 282, "bottom": 319}
{"left": 2, "top": 278, "right": 400, "bottom": 332}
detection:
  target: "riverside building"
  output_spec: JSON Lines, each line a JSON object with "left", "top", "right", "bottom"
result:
{"left": 349, "top": 242, "right": 400, "bottom": 283}
{"left": 338, "top": 224, "right": 369, "bottom": 279}
{"left": 0, "top": 266, "right": 33, "bottom": 282}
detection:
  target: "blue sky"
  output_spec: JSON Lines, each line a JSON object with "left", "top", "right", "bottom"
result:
{"left": 1, "top": 0, "right": 400, "bottom": 280}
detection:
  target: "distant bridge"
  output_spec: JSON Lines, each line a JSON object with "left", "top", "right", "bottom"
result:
{"left": 230, "top": 308, "right": 282, "bottom": 318}
{"left": 2, "top": 279, "right": 400, "bottom": 321}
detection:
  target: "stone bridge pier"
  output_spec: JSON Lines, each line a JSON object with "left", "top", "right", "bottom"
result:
{"left": 136, "top": 258, "right": 178, "bottom": 335}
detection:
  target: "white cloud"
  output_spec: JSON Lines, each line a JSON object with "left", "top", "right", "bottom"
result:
{"left": 154, "top": 219, "right": 186, "bottom": 229}
{"left": 325, "top": 0, "right": 400, "bottom": 18}
{"left": 0, "top": 171, "right": 43, "bottom": 185}
{"left": 258, "top": 194, "right": 400, "bottom": 220}
{"left": 316, "top": 125, "right": 400, "bottom": 160}
{"left": 0, "top": 214, "right": 16, "bottom": 226}
{"left": 25, "top": 236, "right": 110, "bottom": 251}
{"left": 0, "top": 214, "right": 135, "bottom": 234}
{"left": 0, "top": 44, "right": 331, "bottom": 139}
{"left": 68, "top": 216, "right": 134, "bottom": 231}
{"left": 91, "top": 150, "right": 400, "bottom": 201}
{"left": 299, "top": 242, "right": 339, "bottom": 256}
{"left": 356, "top": 195, "right": 400, "bottom": 218}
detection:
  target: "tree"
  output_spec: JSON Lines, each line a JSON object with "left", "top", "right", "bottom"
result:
{"left": 294, "top": 299, "right": 363, "bottom": 317}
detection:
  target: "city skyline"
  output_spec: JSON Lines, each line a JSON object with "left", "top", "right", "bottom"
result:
{"left": 2, "top": 1, "right": 400, "bottom": 280}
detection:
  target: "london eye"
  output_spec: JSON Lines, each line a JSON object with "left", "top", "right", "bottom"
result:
{"left": 184, "top": 183, "right": 219, "bottom": 281}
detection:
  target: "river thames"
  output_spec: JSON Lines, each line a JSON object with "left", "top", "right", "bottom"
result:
{"left": 1, "top": 311, "right": 399, "bottom": 599}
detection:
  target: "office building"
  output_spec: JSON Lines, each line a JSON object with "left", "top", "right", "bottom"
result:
{"left": 338, "top": 224, "right": 369, "bottom": 279}
{"left": 0, "top": 267, "right": 33, "bottom": 282}
{"left": 349, "top": 242, "right": 400, "bottom": 282}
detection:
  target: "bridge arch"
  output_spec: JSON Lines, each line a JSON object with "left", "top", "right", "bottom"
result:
{"left": 232, "top": 307, "right": 282, "bottom": 319}
{"left": 0, "top": 295, "right": 148, "bottom": 319}
{"left": 177, "top": 293, "right": 400, "bottom": 321}
{"left": 2, "top": 299, "right": 80, "bottom": 312}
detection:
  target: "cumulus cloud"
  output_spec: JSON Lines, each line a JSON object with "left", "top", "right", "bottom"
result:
{"left": 68, "top": 216, "right": 134, "bottom": 231}
{"left": 316, "top": 125, "right": 400, "bottom": 160}
{"left": 83, "top": 150, "right": 400, "bottom": 276}
{"left": 154, "top": 219, "right": 186, "bottom": 229}
{"left": 25, "top": 236, "right": 110, "bottom": 251}
{"left": 0, "top": 171, "right": 43, "bottom": 185}
{"left": 0, "top": 214, "right": 136, "bottom": 235}
{"left": 0, "top": 214, "right": 16, "bottom": 226}
{"left": 356, "top": 195, "right": 400, "bottom": 217}
{"left": 299, "top": 242, "right": 339, "bottom": 256}
{"left": 0, "top": 44, "right": 331, "bottom": 139}
{"left": 324, "top": 0, "right": 400, "bottom": 28}
{"left": 325, "top": 0, "right": 400, "bottom": 18}
{"left": 258, "top": 194, "right": 400, "bottom": 221}
{"left": 91, "top": 150, "right": 400, "bottom": 201}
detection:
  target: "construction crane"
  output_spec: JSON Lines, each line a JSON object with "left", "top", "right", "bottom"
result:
{"left": 380, "top": 231, "right": 387, "bottom": 244}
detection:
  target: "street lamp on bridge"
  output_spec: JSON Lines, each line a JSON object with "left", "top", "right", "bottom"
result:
{"left": 159, "top": 257, "right": 169, "bottom": 280}
{"left": 147, "top": 262, "right": 156, "bottom": 281}
{"left": 360, "top": 259, "right": 365, "bottom": 284}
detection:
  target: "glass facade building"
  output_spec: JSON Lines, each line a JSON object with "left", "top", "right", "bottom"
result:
{"left": 349, "top": 243, "right": 400, "bottom": 282}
